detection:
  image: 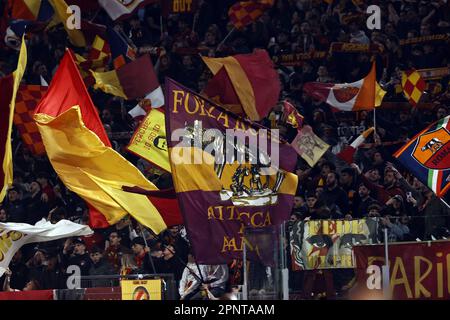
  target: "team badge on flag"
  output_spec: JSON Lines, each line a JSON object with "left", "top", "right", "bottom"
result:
{"left": 394, "top": 116, "right": 450, "bottom": 198}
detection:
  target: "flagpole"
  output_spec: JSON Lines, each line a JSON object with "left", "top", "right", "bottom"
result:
{"left": 373, "top": 108, "right": 377, "bottom": 138}
{"left": 160, "top": 16, "right": 164, "bottom": 38}
{"left": 139, "top": 226, "right": 157, "bottom": 274}
{"left": 216, "top": 27, "right": 236, "bottom": 51}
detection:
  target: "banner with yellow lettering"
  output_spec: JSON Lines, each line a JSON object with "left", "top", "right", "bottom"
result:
{"left": 165, "top": 78, "right": 298, "bottom": 264}
{"left": 290, "top": 219, "right": 378, "bottom": 270}
{"left": 0, "top": 219, "right": 92, "bottom": 276}
{"left": 351, "top": 240, "right": 450, "bottom": 300}
{"left": 161, "top": 0, "right": 198, "bottom": 17}
{"left": 126, "top": 109, "right": 171, "bottom": 172}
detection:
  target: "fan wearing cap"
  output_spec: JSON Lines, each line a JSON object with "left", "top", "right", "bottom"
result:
{"left": 62, "top": 238, "right": 92, "bottom": 276}
{"left": 131, "top": 237, "right": 153, "bottom": 274}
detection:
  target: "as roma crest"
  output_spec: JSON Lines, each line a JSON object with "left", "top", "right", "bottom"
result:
{"left": 332, "top": 86, "right": 359, "bottom": 103}
{"left": 412, "top": 127, "right": 450, "bottom": 170}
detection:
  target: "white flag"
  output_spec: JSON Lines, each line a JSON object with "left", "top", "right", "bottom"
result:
{"left": 128, "top": 86, "right": 165, "bottom": 119}
{"left": 99, "top": 0, "right": 156, "bottom": 21}
{"left": 0, "top": 219, "right": 93, "bottom": 276}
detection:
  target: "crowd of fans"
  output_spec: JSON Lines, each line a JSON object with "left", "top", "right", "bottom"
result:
{"left": 1, "top": 0, "right": 450, "bottom": 299}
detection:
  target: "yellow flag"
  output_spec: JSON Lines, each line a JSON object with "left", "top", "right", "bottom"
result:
{"left": 34, "top": 106, "right": 167, "bottom": 233}
{"left": 91, "top": 69, "right": 127, "bottom": 99}
{"left": 49, "top": 0, "right": 86, "bottom": 47}
{"left": 127, "top": 109, "right": 171, "bottom": 172}
{"left": 0, "top": 37, "right": 27, "bottom": 202}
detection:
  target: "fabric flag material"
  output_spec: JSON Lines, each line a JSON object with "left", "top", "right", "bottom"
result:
{"left": 303, "top": 62, "right": 386, "bottom": 111}
{"left": 228, "top": 0, "right": 274, "bottom": 30}
{"left": 291, "top": 125, "right": 330, "bottom": 167}
{"left": 0, "top": 37, "right": 27, "bottom": 202}
{"left": 14, "top": 85, "right": 48, "bottom": 155}
{"left": 49, "top": 0, "right": 106, "bottom": 47}
{"left": 203, "top": 66, "right": 243, "bottom": 116}
{"left": 107, "top": 27, "right": 137, "bottom": 69}
{"left": 8, "top": 0, "right": 54, "bottom": 21}
{"left": 92, "top": 54, "right": 159, "bottom": 100}
{"left": 99, "top": 0, "right": 158, "bottom": 21}
{"left": 394, "top": 116, "right": 450, "bottom": 198}
{"left": 128, "top": 86, "right": 165, "bottom": 120}
{"left": 34, "top": 107, "right": 167, "bottom": 234}
{"left": 337, "top": 127, "right": 374, "bottom": 164}
{"left": 89, "top": 35, "right": 111, "bottom": 61}
{"left": 0, "top": 219, "right": 92, "bottom": 276}
{"left": 126, "top": 109, "right": 171, "bottom": 172}
{"left": 283, "top": 100, "right": 304, "bottom": 130}
{"left": 202, "top": 49, "right": 280, "bottom": 121}
{"left": 34, "top": 50, "right": 167, "bottom": 233}
{"left": 122, "top": 186, "right": 183, "bottom": 227}
{"left": 402, "top": 69, "right": 426, "bottom": 107}
{"left": 165, "top": 78, "right": 298, "bottom": 264}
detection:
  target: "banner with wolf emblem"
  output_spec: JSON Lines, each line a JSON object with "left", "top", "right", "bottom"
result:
{"left": 290, "top": 219, "right": 378, "bottom": 270}
{"left": 164, "top": 78, "right": 298, "bottom": 264}
{"left": 394, "top": 116, "right": 450, "bottom": 198}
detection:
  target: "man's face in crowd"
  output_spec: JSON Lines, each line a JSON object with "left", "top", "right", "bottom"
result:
{"left": 163, "top": 245, "right": 175, "bottom": 260}
{"left": 437, "top": 107, "right": 447, "bottom": 119}
{"left": 0, "top": 209, "right": 7, "bottom": 222}
{"left": 8, "top": 190, "right": 19, "bottom": 202}
{"left": 306, "top": 196, "right": 317, "bottom": 209}
{"left": 30, "top": 181, "right": 40, "bottom": 194}
{"left": 294, "top": 196, "right": 304, "bottom": 208}
{"left": 109, "top": 232, "right": 121, "bottom": 246}
{"left": 90, "top": 252, "right": 103, "bottom": 264}
{"left": 340, "top": 172, "right": 352, "bottom": 185}
{"left": 300, "top": 22, "right": 310, "bottom": 34}
{"left": 326, "top": 172, "right": 337, "bottom": 188}
{"left": 373, "top": 152, "right": 383, "bottom": 164}
{"left": 384, "top": 171, "right": 396, "bottom": 187}
{"left": 102, "top": 109, "right": 112, "bottom": 123}
{"left": 170, "top": 226, "right": 179, "bottom": 237}
{"left": 132, "top": 243, "right": 145, "bottom": 255}
{"left": 321, "top": 165, "right": 331, "bottom": 177}
{"left": 74, "top": 243, "right": 86, "bottom": 255}
{"left": 368, "top": 169, "right": 380, "bottom": 183}
{"left": 358, "top": 185, "right": 369, "bottom": 198}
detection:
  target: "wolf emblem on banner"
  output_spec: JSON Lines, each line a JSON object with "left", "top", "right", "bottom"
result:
{"left": 412, "top": 127, "right": 450, "bottom": 170}
{"left": 184, "top": 120, "right": 286, "bottom": 206}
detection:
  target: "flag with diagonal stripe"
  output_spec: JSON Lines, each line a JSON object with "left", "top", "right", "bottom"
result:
{"left": 401, "top": 69, "right": 426, "bottom": 107}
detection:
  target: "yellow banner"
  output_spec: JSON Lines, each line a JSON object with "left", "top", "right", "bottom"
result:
{"left": 121, "top": 279, "right": 162, "bottom": 300}
{"left": 127, "top": 109, "right": 171, "bottom": 172}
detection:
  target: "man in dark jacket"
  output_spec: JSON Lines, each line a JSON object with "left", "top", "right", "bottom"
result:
{"left": 88, "top": 246, "right": 116, "bottom": 287}
{"left": 318, "top": 172, "right": 349, "bottom": 216}
{"left": 62, "top": 238, "right": 91, "bottom": 276}
{"left": 4, "top": 185, "right": 26, "bottom": 223}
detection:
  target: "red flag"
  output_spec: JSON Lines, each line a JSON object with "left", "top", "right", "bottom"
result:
{"left": 122, "top": 187, "right": 183, "bottom": 227}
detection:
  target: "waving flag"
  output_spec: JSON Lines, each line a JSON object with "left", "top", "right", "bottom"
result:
{"left": 337, "top": 127, "right": 374, "bottom": 164}
{"left": 99, "top": 0, "right": 158, "bottom": 21}
{"left": 92, "top": 54, "right": 161, "bottom": 101}
{"left": 0, "top": 219, "right": 92, "bottom": 277}
{"left": 107, "top": 27, "right": 137, "bottom": 69}
{"left": 394, "top": 116, "right": 450, "bottom": 198}
{"left": 228, "top": 0, "right": 275, "bottom": 30}
{"left": 34, "top": 50, "right": 167, "bottom": 233}
{"left": 8, "top": 0, "right": 54, "bottom": 21}
{"left": 0, "top": 37, "right": 27, "bottom": 202}
{"left": 303, "top": 62, "right": 386, "bottom": 111}
{"left": 202, "top": 50, "right": 280, "bottom": 121}
{"left": 291, "top": 125, "right": 329, "bottom": 167}
{"left": 402, "top": 69, "right": 426, "bottom": 107}
{"left": 14, "top": 85, "right": 48, "bottom": 155}
{"left": 165, "top": 78, "right": 298, "bottom": 264}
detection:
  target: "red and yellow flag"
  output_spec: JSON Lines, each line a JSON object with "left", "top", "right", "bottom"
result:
{"left": 228, "top": 0, "right": 274, "bottom": 29}
{"left": 402, "top": 69, "right": 426, "bottom": 107}
{"left": 202, "top": 49, "right": 280, "bottom": 121}
{"left": 14, "top": 85, "right": 48, "bottom": 155}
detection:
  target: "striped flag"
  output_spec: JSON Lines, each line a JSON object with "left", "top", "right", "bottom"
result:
{"left": 99, "top": 0, "right": 158, "bottom": 21}
{"left": 402, "top": 69, "right": 426, "bottom": 107}
{"left": 394, "top": 116, "right": 450, "bottom": 198}
{"left": 228, "top": 0, "right": 274, "bottom": 29}
{"left": 14, "top": 85, "right": 48, "bottom": 155}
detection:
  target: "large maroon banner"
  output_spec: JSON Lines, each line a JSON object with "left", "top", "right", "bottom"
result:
{"left": 351, "top": 241, "right": 450, "bottom": 300}
{"left": 0, "top": 290, "right": 54, "bottom": 300}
